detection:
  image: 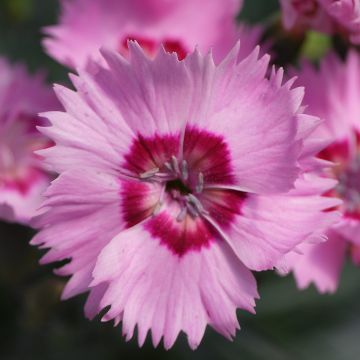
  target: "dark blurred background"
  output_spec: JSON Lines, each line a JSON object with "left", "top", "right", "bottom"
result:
{"left": 1, "top": 0, "right": 360, "bottom": 359}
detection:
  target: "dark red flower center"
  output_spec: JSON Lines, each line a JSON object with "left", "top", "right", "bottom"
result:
{"left": 119, "top": 35, "right": 188, "bottom": 60}
{"left": 120, "top": 126, "right": 246, "bottom": 256}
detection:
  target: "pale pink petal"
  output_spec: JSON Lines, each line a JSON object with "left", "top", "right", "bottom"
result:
{"left": 0, "top": 203, "right": 15, "bottom": 223}
{"left": 222, "top": 185, "right": 340, "bottom": 271}
{"left": 236, "top": 24, "right": 268, "bottom": 61}
{"left": 84, "top": 283, "right": 108, "bottom": 320}
{"left": 91, "top": 222, "right": 258, "bottom": 349}
{"left": 282, "top": 232, "right": 347, "bottom": 293}
{"left": 334, "top": 218, "right": 360, "bottom": 245}
{"left": 280, "top": 0, "right": 333, "bottom": 33}
{"left": 0, "top": 173, "right": 48, "bottom": 224}
{"left": 30, "top": 168, "right": 125, "bottom": 298}
{"left": 184, "top": 46, "right": 303, "bottom": 194}
{"left": 0, "top": 57, "right": 57, "bottom": 224}
{"left": 92, "top": 45, "right": 192, "bottom": 138}
{"left": 43, "top": 0, "right": 243, "bottom": 68}
{"left": 326, "top": 0, "right": 360, "bottom": 44}
{"left": 295, "top": 51, "right": 360, "bottom": 236}
{"left": 0, "top": 59, "right": 59, "bottom": 120}
{"left": 38, "top": 79, "right": 134, "bottom": 174}
{"left": 294, "top": 51, "right": 360, "bottom": 141}
{"left": 31, "top": 167, "right": 160, "bottom": 300}
{"left": 280, "top": 0, "right": 360, "bottom": 44}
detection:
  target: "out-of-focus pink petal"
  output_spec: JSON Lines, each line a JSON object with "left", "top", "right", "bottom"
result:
{"left": 0, "top": 57, "right": 58, "bottom": 225}
{"left": 43, "top": 0, "right": 245, "bottom": 68}
{"left": 281, "top": 232, "right": 347, "bottom": 293}
{"left": 280, "top": 0, "right": 360, "bottom": 44}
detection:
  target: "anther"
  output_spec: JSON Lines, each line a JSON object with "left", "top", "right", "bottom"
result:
{"left": 195, "top": 172, "right": 204, "bottom": 193}
{"left": 181, "top": 160, "right": 188, "bottom": 180}
{"left": 171, "top": 155, "right": 180, "bottom": 175}
{"left": 176, "top": 206, "right": 187, "bottom": 222}
{"left": 139, "top": 167, "right": 159, "bottom": 179}
{"left": 186, "top": 202, "right": 199, "bottom": 218}
{"left": 153, "top": 186, "right": 166, "bottom": 216}
{"left": 159, "top": 186, "right": 166, "bottom": 204}
{"left": 187, "top": 194, "right": 208, "bottom": 215}
{"left": 164, "top": 161, "right": 173, "bottom": 172}
{"left": 153, "top": 202, "right": 162, "bottom": 216}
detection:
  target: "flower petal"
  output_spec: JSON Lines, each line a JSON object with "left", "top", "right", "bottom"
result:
{"left": 222, "top": 178, "right": 341, "bottom": 271}
{"left": 184, "top": 46, "right": 303, "bottom": 194}
{"left": 92, "top": 222, "right": 258, "bottom": 349}
{"left": 0, "top": 173, "right": 48, "bottom": 224}
{"left": 39, "top": 80, "right": 134, "bottom": 174}
{"left": 281, "top": 231, "right": 347, "bottom": 293}
{"left": 43, "top": 0, "right": 244, "bottom": 68}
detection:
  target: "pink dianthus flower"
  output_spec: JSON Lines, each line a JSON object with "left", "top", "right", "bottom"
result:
{"left": 282, "top": 51, "right": 360, "bottom": 293}
{"left": 0, "top": 58, "right": 58, "bottom": 224}
{"left": 32, "top": 43, "right": 338, "bottom": 349}
{"left": 42, "top": 0, "right": 266, "bottom": 68}
{"left": 280, "top": 0, "right": 360, "bottom": 44}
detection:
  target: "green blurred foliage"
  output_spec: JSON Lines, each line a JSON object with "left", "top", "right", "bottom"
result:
{"left": 239, "top": 0, "right": 279, "bottom": 23}
{"left": 301, "top": 31, "right": 332, "bottom": 62}
{"left": 0, "top": 0, "right": 360, "bottom": 359}
{"left": 0, "top": 0, "right": 66, "bottom": 81}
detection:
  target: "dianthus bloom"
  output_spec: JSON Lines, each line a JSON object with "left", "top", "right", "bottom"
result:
{"left": 282, "top": 51, "right": 360, "bottom": 293}
{"left": 280, "top": 0, "right": 360, "bottom": 44}
{"left": 42, "top": 0, "right": 265, "bottom": 68}
{"left": 0, "top": 58, "right": 57, "bottom": 224}
{"left": 31, "top": 43, "right": 338, "bottom": 349}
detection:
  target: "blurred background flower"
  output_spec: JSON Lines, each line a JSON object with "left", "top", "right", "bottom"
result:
{"left": 1, "top": 0, "right": 360, "bottom": 359}
{"left": 0, "top": 58, "right": 58, "bottom": 224}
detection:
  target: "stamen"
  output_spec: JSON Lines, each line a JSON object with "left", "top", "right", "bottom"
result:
{"left": 153, "top": 186, "right": 166, "bottom": 216}
{"left": 176, "top": 206, "right": 187, "bottom": 222}
{"left": 186, "top": 202, "right": 199, "bottom": 218}
{"left": 153, "top": 172, "right": 175, "bottom": 180}
{"left": 181, "top": 160, "right": 188, "bottom": 180}
{"left": 195, "top": 172, "right": 204, "bottom": 193}
{"left": 139, "top": 155, "right": 209, "bottom": 222}
{"left": 139, "top": 167, "right": 159, "bottom": 179}
{"left": 164, "top": 161, "right": 173, "bottom": 172}
{"left": 153, "top": 202, "right": 162, "bottom": 216}
{"left": 159, "top": 185, "right": 166, "bottom": 204}
{"left": 171, "top": 155, "right": 180, "bottom": 175}
{"left": 187, "top": 194, "right": 208, "bottom": 215}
